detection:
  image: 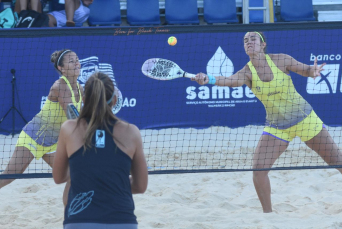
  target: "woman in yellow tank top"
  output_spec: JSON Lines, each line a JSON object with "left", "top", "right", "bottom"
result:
{"left": 0, "top": 49, "right": 83, "bottom": 197}
{"left": 192, "top": 31, "right": 342, "bottom": 213}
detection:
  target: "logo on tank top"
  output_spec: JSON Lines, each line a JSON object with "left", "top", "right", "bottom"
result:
{"left": 306, "top": 64, "right": 340, "bottom": 94}
{"left": 95, "top": 130, "right": 105, "bottom": 148}
{"left": 267, "top": 91, "right": 280, "bottom": 96}
{"left": 68, "top": 190, "right": 94, "bottom": 217}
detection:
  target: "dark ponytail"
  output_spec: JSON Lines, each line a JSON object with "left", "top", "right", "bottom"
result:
{"left": 77, "top": 72, "right": 118, "bottom": 150}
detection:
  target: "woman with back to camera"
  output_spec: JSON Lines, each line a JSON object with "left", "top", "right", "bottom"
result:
{"left": 53, "top": 72, "right": 148, "bottom": 229}
{"left": 0, "top": 49, "right": 83, "bottom": 207}
{"left": 192, "top": 31, "right": 342, "bottom": 213}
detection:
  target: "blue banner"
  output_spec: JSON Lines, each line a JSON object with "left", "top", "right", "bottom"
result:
{"left": 0, "top": 26, "right": 341, "bottom": 134}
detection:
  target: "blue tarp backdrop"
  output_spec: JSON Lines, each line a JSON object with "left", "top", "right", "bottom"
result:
{"left": 0, "top": 26, "right": 341, "bottom": 135}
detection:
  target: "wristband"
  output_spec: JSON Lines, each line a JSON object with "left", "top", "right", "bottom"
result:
{"left": 207, "top": 75, "right": 216, "bottom": 85}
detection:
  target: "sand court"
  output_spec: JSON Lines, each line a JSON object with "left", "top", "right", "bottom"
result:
{"left": 1, "top": 126, "right": 342, "bottom": 228}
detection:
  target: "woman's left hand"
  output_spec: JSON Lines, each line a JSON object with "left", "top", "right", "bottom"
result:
{"left": 312, "top": 57, "right": 326, "bottom": 79}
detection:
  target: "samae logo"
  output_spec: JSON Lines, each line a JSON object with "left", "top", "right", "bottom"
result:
{"left": 307, "top": 53, "right": 341, "bottom": 94}
{"left": 186, "top": 46, "right": 257, "bottom": 108}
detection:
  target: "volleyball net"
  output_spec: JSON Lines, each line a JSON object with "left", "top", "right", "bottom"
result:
{"left": 1, "top": 22, "right": 342, "bottom": 178}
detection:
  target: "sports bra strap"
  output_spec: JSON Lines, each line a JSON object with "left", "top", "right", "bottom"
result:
{"left": 61, "top": 76, "right": 82, "bottom": 110}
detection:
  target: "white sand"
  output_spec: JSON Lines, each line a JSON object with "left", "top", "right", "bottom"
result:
{"left": 1, "top": 126, "right": 342, "bottom": 228}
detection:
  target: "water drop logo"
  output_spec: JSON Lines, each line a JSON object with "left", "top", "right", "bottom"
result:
{"left": 306, "top": 64, "right": 340, "bottom": 94}
{"left": 68, "top": 190, "right": 94, "bottom": 217}
{"left": 206, "top": 46, "right": 234, "bottom": 77}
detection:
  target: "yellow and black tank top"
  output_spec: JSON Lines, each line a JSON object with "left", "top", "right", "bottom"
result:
{"left": 22, "top": 76, "right": 82, "bottom": 146}
{"left": 248, "top": 55, "right": 312, "bottom": 129}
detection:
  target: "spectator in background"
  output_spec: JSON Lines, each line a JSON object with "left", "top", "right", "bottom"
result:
{"left": 12, "top": 0, "right": 47, "bottom": 13}
{"left": 48, "top": 0, "right": 93, "bottom": 27}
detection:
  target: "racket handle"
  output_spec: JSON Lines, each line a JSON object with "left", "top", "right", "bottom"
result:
{"left": 184, "top": 72, "right": 196, "bottom": 79}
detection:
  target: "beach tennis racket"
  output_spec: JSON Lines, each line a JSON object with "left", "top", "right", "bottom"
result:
{"left": 66, "top": 103, "right": 79, "bottom": 119}
{"left": 141, "top": 58, "right": 196, "bottom": 80}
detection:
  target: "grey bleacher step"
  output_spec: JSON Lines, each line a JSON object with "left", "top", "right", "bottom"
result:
{"left": 318, "top": 10, "right": 342, "bottom": 21}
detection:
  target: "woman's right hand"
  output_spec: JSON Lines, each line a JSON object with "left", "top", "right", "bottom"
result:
{"left": 191, "top": 72, "right": 209, "bottom": 85}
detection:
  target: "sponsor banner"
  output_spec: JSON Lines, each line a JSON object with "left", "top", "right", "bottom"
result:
{"left": 0, "top": 28, "right": 341, "bottom": 134}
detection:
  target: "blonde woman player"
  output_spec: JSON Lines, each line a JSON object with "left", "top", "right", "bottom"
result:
{"left": 0, "top": 49, "right": 83, "bottom": 205}
{"left": 53, "top": 72, "right": 148, "bottom": 229}
{"left": 192, "top": 31, "right": 342, "bottom": 213}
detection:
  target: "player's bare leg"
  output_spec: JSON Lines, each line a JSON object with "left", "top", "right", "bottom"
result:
{"left": 305, "top": 128, "right": 342, "bottom": 173}
{"left": 0, "top": 146, "right": 34, "bottom": 189}
{"left": 252, "top": 135, "right": 289, "bottom": 213}
{"left": 42, "top": 152, "right": 54, "bottom": 167}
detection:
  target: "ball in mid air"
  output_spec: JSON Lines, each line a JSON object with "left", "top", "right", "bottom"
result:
{"left": 168, "top": 36, "right": 177, "bottom": 46}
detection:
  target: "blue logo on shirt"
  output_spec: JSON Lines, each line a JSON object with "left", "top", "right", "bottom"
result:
{"left": 68, "top": 190, "right": 94, "bottom": 217}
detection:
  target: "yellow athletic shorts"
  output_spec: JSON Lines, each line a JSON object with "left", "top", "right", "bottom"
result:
{"left": 263, "top": 110, "right": 324, "bottom": 143}
{"left": 16, "top": 131, "right": 57, "bottom": 160}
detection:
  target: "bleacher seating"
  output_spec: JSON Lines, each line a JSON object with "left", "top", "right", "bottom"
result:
{"left": 127, "top": 0, "right": 160, "bottom": 26}
{"left": 88, "top": 0, "right": 121, "bottom": 26}
{"left": 318, "top": 10, "right": 342, "bottom": 22}
{"left": 0, "top": 0, "right": 341, "bottom": 28}
{"left": 204, "top": 0, "right": 238, "bottom": 23}
{"left": 280, "top": 0, "right": 316, "bottom": 22}
{"left": 165, "top": 0, "right": 199, "bottom": 24}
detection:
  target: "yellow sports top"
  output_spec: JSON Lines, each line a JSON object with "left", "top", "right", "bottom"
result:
{"left": 248, "top": 55, "right": 312, "bottom": 129}
{"left": 22, "top": 76, "right": 82, "bottom": 146}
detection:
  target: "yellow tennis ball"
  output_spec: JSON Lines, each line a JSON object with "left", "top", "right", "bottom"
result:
{"left": 168, "top": 36, "right": 177, "bottom": 46}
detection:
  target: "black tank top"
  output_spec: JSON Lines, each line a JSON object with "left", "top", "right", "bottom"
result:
{"left": 64, "top": 123, "right": 137, "bottom": 225}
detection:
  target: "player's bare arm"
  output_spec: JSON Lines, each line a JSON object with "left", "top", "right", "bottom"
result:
{"left": 47, "top": 80, "right": 61, "bottom": 102}
{"left": 285, "top": 54, "right": 326, "bottom": 78}
{"left": 216, "top": 65, "right": 252, "bottom": 88}
{"left": 49, "top": 80, "right": 72, "bottom": 116}
{"left": 192, "top": 65, "right": 252, "bottom": 88}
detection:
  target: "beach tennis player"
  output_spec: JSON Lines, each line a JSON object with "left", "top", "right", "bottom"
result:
{"left": 53, "top": 72, "right": 148, "bottom": 228}
{"left": 0, "top": 49, "right": 83, "bottom": 207}
{"left": 192, "top": 31, "right": 342, "bottom": 213}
